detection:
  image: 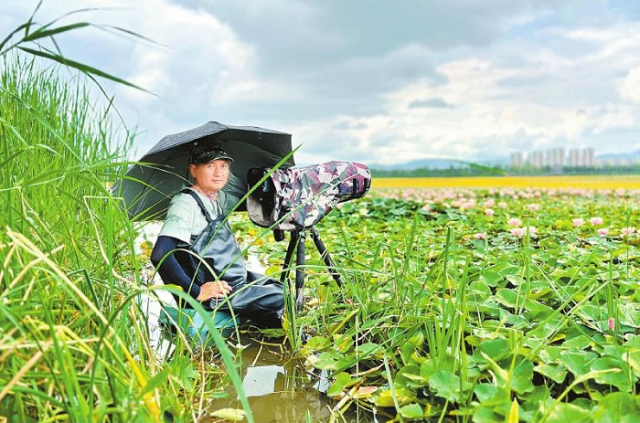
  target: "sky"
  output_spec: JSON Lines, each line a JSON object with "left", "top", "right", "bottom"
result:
{"left": 2, "top": 0, "right": 640, "bottom": 166}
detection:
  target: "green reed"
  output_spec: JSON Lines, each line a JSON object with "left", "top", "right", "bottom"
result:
{"left": 0, "top": 56, "right": 251, "bottom": 423}
{"left": 0, "top": 2, "right": 260, "bottom": 420}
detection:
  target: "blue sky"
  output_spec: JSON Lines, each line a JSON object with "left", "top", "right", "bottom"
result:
{"left": 2, "top": 0, "right": 640, "bottom": 165}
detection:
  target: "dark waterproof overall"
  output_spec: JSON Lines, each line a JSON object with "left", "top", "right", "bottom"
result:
{"left": 174, "top": 190, "right": 285, "bottom": 328}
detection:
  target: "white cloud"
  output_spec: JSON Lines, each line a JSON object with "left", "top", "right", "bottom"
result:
{"left": 618, "top": 67, "right": 640, "bottom": 104}
{"left": 115, "top": 1, "right": 257, "bottom": 104}
{"left": 3, "top": 0, "right": 640, "bottom": 164}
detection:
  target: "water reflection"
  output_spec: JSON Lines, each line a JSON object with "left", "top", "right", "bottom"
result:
{"left": 209, "top": 338, "right": 377, "bottom": 423}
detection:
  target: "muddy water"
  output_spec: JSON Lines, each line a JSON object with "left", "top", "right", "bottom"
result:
{"left": 208, "top": 339, "right": 379, "bottom": 423}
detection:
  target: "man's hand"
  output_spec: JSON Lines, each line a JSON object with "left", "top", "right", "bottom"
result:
{"left": 196, "top": 280, "right": 233, "bottom": 301}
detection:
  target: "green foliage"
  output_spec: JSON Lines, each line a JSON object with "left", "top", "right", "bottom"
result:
{"left": 3, "top": 4, "right": 640, "bottom": 422}
{"left": 264, "top": 187, "right": 640, "bottom": 422}
{"left": 0, "top": 5, "right": 251, "bottom": 423}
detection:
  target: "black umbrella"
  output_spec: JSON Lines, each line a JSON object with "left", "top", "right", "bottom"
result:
{"left": 116, "top": 121, "right": 295, "bottom": 221}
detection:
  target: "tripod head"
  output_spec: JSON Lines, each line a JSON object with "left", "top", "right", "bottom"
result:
{"left": 246, "top": 161, "right": 371, "bottom": 232}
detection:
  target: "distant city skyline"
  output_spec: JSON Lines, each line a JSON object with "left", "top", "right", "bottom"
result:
{"left": 510, "top": 147, "right": 639, "bottom": 168}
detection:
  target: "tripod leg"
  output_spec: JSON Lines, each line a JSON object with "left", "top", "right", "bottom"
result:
{"left": 295, "top": 231, "right": 307, "bottom": 308}
{"left": 280, "top": 231, "right": 299, "bottom": 284}
{"left": 310, "top": 227, "right": 344, "bottom": 287}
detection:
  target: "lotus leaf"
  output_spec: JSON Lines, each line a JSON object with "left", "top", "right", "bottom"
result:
{"left": 560, "top": 350, "right": 598, "bottom": 377}
{"left": 399, "top": 403, "right": 426, "bottom": 420}
{"left": 428, "top": 370, "right": 472, "bottom": 402}
{"left": 545, "top": 402, "right": 592, "bottom": 423}
{"left": 590, "top": 357, "right": 631, "bottom": 391}
{"left": 374, "top": 387, "right": 416, "bottom": 407}
{"left": 327, "top": 372, "right": 359, "bottom": 397}
{"left": 562, "top": 335, "right": 593, "bottom": 349}
{"left": 474, "top": 338, "right": 510, "bottom": 363}
{"left": 396, "top": 365, "right": 427, "bottom": 389}
{"left": 592, "top": 392, "right": 640, "bottom": 423}
{"left": 534, "top": 363, "right": 568, "bottom": 384}
{"left": 619, "top": 302, "right": 640, "bottom": 328}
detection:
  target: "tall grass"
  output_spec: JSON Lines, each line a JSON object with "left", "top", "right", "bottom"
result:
{"left": 0, "top": 57, "right": 137, "bottom": 419}
{"left": 0, "top": 1, "right": 263, "bottom": 420}
{"left": 0, "top": 54, "right": 252, "bottom": 423}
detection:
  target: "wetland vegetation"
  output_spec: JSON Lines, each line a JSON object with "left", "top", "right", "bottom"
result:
{"left": 2, "top": 4, "right": 640, "bottom": 422}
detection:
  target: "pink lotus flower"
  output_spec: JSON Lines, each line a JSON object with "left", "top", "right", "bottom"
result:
{"left": 528, "top": 203, "right": 540, "bottom": 211}
{"left": 621, "top": 227, "right": 636, "bottom": 237}
{"left": 508, "top": 218, "right": 522, "bottom": 227}
{"left": 512, "top": 226, "right": 538, "bottom": 238}
{"left": 498, "top": 202, "right": 507, "bottom": 208}
{"left": 572, "top": 218, "right": 585, "bottom": 227}
{"left": 474, "top": 232, "right": 486, "bottom": 240}
{"left": 524, "top": 226, "right": 538, "bottom": 237}
{"left": 589, "top": 217, "right": 604, "bottom": 226}
{"left": 460, "top": 200, "right": 476, "bottom": 210}
{"left": 608, "top": 318, "right": 615, "bottom": 331}
{"left": 485, "top": 209, "right": 495, "bottom": 216}
{"left": 598, "top": 228, "right": 609, "bottom": 236}
{"left": 483, "top": 200, "right": 495, "bottom": 208}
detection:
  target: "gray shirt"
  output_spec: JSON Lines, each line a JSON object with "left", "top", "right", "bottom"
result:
{"left": 159, "top": 187, "right": 227, "bottom": 244}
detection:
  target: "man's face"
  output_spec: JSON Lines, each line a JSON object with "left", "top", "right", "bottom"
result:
{"left": 190, "top": 159, "right": 231, "bottom": 193}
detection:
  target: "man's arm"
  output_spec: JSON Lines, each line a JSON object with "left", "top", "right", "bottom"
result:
{"left": 150, "top": 235, "right": 201, "bottom": 299}
{"left": 150, "top": 235, "right": 232, "bottom": 302}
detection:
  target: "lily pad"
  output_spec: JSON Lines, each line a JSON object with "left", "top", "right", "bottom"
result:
{"left": 374, "top": 387, "right": 416, "bottom": 407}
{"left": 210, "top": 408, "right": 246, "bottom": 422}
{"left": 428, "top": 370, "right": 472, "bottom": 402}
{"left": 592, "top": 392, "right": 640, "bottom": 423}
{"left": 545, "top": 403, "right": 591, "bottom": 423}
{"left": 495, "top": 288, "right": 521, "bottom": 309}
{"left": 534, "top": 363, "right": 568, "bottom": 384}
{"left": 559, "top": 350, "right": 598, "bottom": 377}
{"left": 399, "top": 403, "right": 426, "bottom": 420}
{"left": 474, "top": 338, "right": 510, "bottom": 363}
{"left": 396, "top": 364, "right": 428, "bottom": 389}
{"left": 590, "top": 357, "right": 630, "bottom": 391}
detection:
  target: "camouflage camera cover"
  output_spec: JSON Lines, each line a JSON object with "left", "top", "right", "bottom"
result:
{"left": 247, "top": 161, "right": 371, "bottom": 230}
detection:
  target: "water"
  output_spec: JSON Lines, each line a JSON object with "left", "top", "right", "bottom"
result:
{"left": 140, "top": 288, "right": 380, "bottom": 422}
{"left": 136, "top": 224, "right": 380, "bottom": 422}
{"left": 208, "top": 339, "right": 379, "bottom": 423}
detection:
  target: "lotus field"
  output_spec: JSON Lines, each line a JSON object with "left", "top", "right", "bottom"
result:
{"left": 3, "top": 9, "right": 640, "bottom": 420}
{"left": 231, "top": 182, "right": 640, "bottom": 422}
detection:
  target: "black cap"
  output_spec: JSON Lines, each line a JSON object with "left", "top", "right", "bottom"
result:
{"left": 189, "top": 144, "right": 234, "bottom": 164}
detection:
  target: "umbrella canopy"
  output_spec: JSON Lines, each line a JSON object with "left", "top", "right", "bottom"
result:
{"left": 116, "top": 121, "right": 294, "bottom": 221}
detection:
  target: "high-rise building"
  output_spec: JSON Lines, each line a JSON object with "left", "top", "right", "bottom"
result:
{"left": 582, "top": 148, "right": 595, "bottom": 167}
{"left": 546, "top": 148, "right": 565, "bottom": 168}
{"left": 514, "top": 147, "right": 601, "bottom": 169}
{"left": 527, "top": 151, "right": 545, "bottom": 168}
{"left": 507, "top": 145, "right": 640, "bottom": 171}
{"left": 568, "top": 149, "right": 581, "bottom": 167}
{"left": 510, "top": 152, "right": 524, "bottom": 168}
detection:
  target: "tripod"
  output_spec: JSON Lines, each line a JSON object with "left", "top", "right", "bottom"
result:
{"left": 279, "top": 227, "right": 344, "bottom": 308}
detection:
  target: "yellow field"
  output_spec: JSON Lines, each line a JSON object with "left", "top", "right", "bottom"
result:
{"left": 372, "top": 175, "right": 640, "bottom": 190}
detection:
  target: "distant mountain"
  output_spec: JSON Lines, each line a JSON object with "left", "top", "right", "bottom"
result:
{"left": 370, "top": 158, "right": 465, "bottom": 171}
{"left": 597, "top": 149, "right": 640, "bottom": 161}
{"left": 370, "top": 157, "right": 508, "bottom": 171}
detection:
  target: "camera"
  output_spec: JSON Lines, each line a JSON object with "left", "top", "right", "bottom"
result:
{"left": 246, "top": 161, "right": 371, "bottom": 307}
{"left": 246, "top": 161, "right": 371, "bottom": 231}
